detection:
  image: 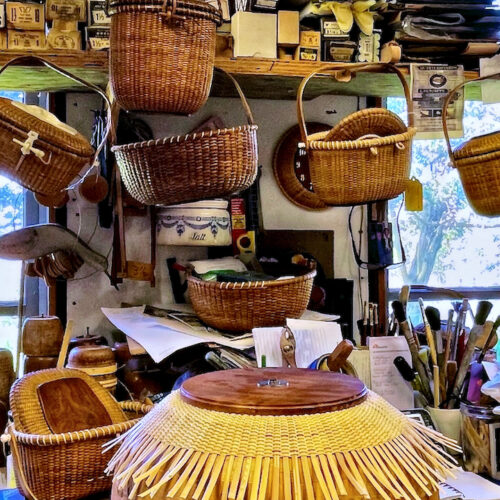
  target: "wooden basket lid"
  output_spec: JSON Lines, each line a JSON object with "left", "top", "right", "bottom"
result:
{"left": 453, "top": 130, "right": 500, "bottom": 161}
{"left": 0, "top": 98, "right": 94, "bottom": 158}
{"left": 180, "top": 368, "right": 367, "bottom": 416}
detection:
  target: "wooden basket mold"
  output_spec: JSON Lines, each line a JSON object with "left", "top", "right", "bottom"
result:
{"left": 112, "top": 69, "right": 258, "bottom": 206}
{"left": 109, "top": 0, "right": 222, "bottom": 113}
{"left": 297, "top": 63, "right": 417, "bottom": 206}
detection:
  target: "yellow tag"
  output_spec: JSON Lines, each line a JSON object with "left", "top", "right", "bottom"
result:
{"left": 405, "top": 177, "right": 423, "bottom": 212}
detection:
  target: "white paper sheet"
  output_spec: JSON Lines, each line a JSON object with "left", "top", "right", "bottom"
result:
{"left": 368, "top": 336, "right": 413, "bottom": 410}
{"left": 440, "top": 469, "right": 500, "bottom": 500}
{"left": 101, "top": 306, "right": 254, "bottom": 363}
{"left": 253, "top": 319, "right": 343, "bottom": 368}
{"left": 480, "top": 55, "right": 500, "bottom": 104}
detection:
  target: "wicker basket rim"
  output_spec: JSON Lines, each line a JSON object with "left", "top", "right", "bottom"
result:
{"left": 0, "top": 110, "right": 94, "bottom": 159}
{"left": 112, "top": 125, "right": 258, "bottom": 152}
{"left": 8, "top": 401, "right": 152, "bottom": 445}
{"left": 108, "top": 0, "right": 222, "bottom": 22}
{"left": 187, "top": 269, "right": 317, "bottom": 289}
{"left": 452, "top": 147, "right": 500, "bottom": 167}
{"left": 307, "top": 127, "right": 416, "bottom": 150}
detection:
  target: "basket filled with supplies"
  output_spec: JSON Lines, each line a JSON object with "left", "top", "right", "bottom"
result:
{"left": 109, "top": 0, "right": 222, "bottom": 113}
{"left": 5, "top": 368, "right": 152, "bottom": 500}
{"left": 297, "top": 63, "right": 416, "bottom": 206}
{"left": 443, "top": 72, "right": 500, "bottom": 217}
{"left": 112, "top": 69, "right": 258, "bottom": 206}
{"left": 0, "top": 56, "right": 109, "bottom": 196}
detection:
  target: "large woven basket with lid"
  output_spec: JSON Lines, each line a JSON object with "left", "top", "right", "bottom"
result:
{"left": 297, "top": 63, "right": 416, "bottom": 206}
{"left": 109, "top": 0, "right": 222, "bottom": 113}
{"left": 0, "top": 56, "right": 109, "bottom": 196}
{"left": 108, "top": 368, "right": 458, "bottom": 500}
{"left": 112, "top": 69, "right": 258, "bottom": 206}
{"left": 443, "top": 72, "right": 500, "bottom": 217}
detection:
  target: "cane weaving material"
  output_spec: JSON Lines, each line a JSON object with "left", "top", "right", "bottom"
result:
{"left": 108, "top": 369, "right": 459, "bottom": 500}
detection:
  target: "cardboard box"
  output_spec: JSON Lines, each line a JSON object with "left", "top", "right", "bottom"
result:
{"left": 0, "top": 30, "right": 6, "bottom": 49}
{"left": 6, "top": 2, "right": 44, "bottom": 30}
{"left": 278, "top": 11, "right": 298, "bottom": 47}
{"left": 85, "top": 26, "right": 109, "bottom": 50}
{"left": 294, "top": 45, "right": 319, "bottom": 61}
{"left": 0, "top": 2, "right": 5, "bottom": 28}
{"left": 299, "top": 30, "right": 320, "bottom": 49}
{"left": 321, "top": 18, "right": 349, "bottom": 39}
{"left": 7, "top": 29, "right": 45, "bottom": 49}
{"left": 46, "top": 0, "right": 86, "bottom": 21}
{"left": 322, "top": 40, "right": 356, "bottom": 62}
{"left": 231, "top": 11, "right": 276, "bottom": 59}
{"left": 88, "top": 0, "right": 110, "bottom": 26}
{"left": 250, "top": 0, "right": 277, "bottom": 13}
{"left": 47, "top": 24, "right": 81, "bottom": 49}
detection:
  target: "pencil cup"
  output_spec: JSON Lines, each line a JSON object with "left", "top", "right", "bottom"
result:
{"left": 427, "top": 407, "right": 462, "bottom": 449}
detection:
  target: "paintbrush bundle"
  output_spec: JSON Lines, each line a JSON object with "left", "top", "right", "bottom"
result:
{"left": 109, "top": 368, "right": 459, "bottom": 500}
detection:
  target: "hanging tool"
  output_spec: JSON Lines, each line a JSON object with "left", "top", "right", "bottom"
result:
{"left": 280, "top": 326, "right": 297, "bottom": 368}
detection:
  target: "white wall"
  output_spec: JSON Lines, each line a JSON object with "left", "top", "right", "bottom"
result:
{"left": 66, "top": 93, "right": 368, "bottom": 340}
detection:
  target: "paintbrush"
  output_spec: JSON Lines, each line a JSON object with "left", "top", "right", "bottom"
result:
{"left": 419, "top": 298, "right": 440, "bottom": 408}
{"left": 469, "top": 300, "right": 493, "bottom": 350}
{"left": 441, "top": 309, "right": 455, "bottom": 398}
{"left": 392, "top": 300, "right": 433, "bottom": 404}
{"left": 362, "top": 301, "right": 368, "bottom": 346}
{"left": 451, "top": 299, "right": 468, "bottom": 361}
{"left": 426, "top": 306, "right": 445, "bottom": 400}
{"left": 369, "top": 303, "right": 374, "bottom": 340}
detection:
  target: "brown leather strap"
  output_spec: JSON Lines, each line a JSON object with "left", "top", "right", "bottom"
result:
{"left": 0, "top": 56, "right": 112, "bottom": 185}
{"left": 297, "top": 63, "right": 413, "bottom": 144}
{"left": 442, "top": 71, "right": 500, "bottom": 167}
{"left": 214, "top": 67, "right": 255, "bottom": 126}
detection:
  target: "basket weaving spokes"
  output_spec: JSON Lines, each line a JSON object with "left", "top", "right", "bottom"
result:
{"left": 107, "top": 392, "right": 458, "bottom": 500}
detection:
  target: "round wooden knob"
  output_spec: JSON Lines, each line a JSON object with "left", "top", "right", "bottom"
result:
{"left": 34, "top": 190, "right": 69, "bottom": 208}
{"left": 67, "top": 345, "right": 115, "bottom": 368}
{"left": 180, "top": 368, "right": 367, "bottom": 416}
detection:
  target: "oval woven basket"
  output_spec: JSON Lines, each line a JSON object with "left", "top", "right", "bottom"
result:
{"left": 187, "top": 268, "right": 316, "bottom": 332}
{"left": 0, "top": 56, "right": 109, "bottom": 196}
{"left": 443, "top": 72, "right": 500, "bottom": 217}
{"left": 297, "top": 63, "right": 416, "bottom": 206}
{"left": 108, "top": 369, "right": 459, "bottom": 500}
{"left": 112, "top": 69, "right": 258, "bottom": 206}
{"left": 109, "top": 0, "right": 221, "bottom": 113}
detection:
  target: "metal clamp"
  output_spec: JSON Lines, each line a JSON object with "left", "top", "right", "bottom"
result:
{"left": 257, "top": 378, "right": 289, "bottom": 388}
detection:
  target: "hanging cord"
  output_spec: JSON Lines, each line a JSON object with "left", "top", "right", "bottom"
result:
{"left": 357, "top": 205, "right": 365, "bottom": 314}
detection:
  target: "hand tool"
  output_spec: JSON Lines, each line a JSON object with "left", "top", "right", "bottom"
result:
{"left": 451, "top": 299, "right": 468, "bottom": 361}
{"left": 419, "top": 298, "right": 440, "bottom": 408}
{"left": 280, "top": 326, "right": 297, "bottom": 368}
{"left": 392, "top": 300, "right": 433, "bottom": 405}
{"left": 441, "top": 309, "right": 455, "bottom": 401}
{"left": 327, "top": 340, "right": 354, "bottom": 372}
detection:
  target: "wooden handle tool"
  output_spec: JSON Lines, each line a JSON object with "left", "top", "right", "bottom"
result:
{"left": 419, "top": 298, "right": 439, "bottom": 408}
{"left": 327, "top": 340, "right": 354, "bottom": 372}
{"left": 57, "top": 320, "right": 74, "bottom": 369}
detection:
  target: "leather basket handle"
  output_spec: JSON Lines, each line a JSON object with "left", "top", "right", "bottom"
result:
{"left": 442, "top": 71, "right": 500, "bottom": 167}
{"left": 296, "top": 63, "right": 414, "bottom": 144}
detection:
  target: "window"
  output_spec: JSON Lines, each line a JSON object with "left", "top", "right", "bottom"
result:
{"left": 0, "top": 91, "right": 47, "bottom": 361}
{"left": 388, "top": 97, "right": 500, "bottom": 327}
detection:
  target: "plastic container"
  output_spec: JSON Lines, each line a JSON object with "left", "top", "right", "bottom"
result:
{"left": 461, "top": 402, "right": 500, "bottom": 479}
{"left": 157, "top": 200, "right": 231, "bottom": 247}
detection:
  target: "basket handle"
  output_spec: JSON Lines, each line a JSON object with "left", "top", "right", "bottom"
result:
{"left": 297, "top": 63, "right": 413, "bottom": 144}
{"left": 215, "top": 67, "right": 255, "bottom": 126}
{"left": 442, "top": 71, "right": 500, "bottom": 167}
{"left": 0, "top": 55, "right": 112, "bottom": 189}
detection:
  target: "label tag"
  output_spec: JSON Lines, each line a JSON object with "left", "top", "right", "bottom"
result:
{"left": 405, "top": 177, "right": 423, "bottom": 212}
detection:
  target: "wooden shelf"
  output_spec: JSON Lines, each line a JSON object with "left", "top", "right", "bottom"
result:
{"left": 0, "top": 52, "right": 483, "bottom": 100}
{"left": 0, "top": 51, "right": 108, "bottom": 92}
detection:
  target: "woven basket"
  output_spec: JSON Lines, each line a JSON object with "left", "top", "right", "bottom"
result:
{"left": 109, "top": 0, "right": 221, "bottom": 113}
{"left": 443, "top": 72, "right": 500, "bottom": 217}
{"left": 187, "top": 267, "right": 316, "bottom": 332}
{"left": 108, "top": 368, "right": 458, "bottom": 500}
{"left": 0, "top": 56, "right": 109, "bottom": 196}
{"left": 112, "top": 69, "right": 258, "bottom": 206}
{"left": 6, "top": 368, "right": 152, "bottom": 500}
{"left": 297, "top": 63, "right": 416, "bottom": 206}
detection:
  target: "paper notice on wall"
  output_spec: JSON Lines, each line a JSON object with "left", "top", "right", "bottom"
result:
{"left": 480, "top": 55, "right": 500, "bottom": 104}
{"left": 411, "top": 64, "right": 464, "bottom": 140}
{"left": 368, "top": 336, "right": 413, "bottom": 410}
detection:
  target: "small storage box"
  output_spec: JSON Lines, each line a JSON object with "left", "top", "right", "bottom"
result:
{"left": 157, "top": 200, "right": 231, "bottom": 247}
{"left": 231, "top": 11, "right": 276, "bottom": 58}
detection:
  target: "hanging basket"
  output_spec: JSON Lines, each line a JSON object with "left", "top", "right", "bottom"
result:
{"left": 112, "top": 69, "right": 258, "bottom": 206}
{"left": 108, "top": 368, "right": 459, "bottom": 500}
{"left": 0, "top": 56, "right": 110, "bottom": 196}
{"left": 443, "top": 72, "right": 500, "bottom": 217}
{"left": 297, "top": 63, "right": 416, "bottom": 206}
{"left": 109, "top": 0, "right": 222, "bottom": 113}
